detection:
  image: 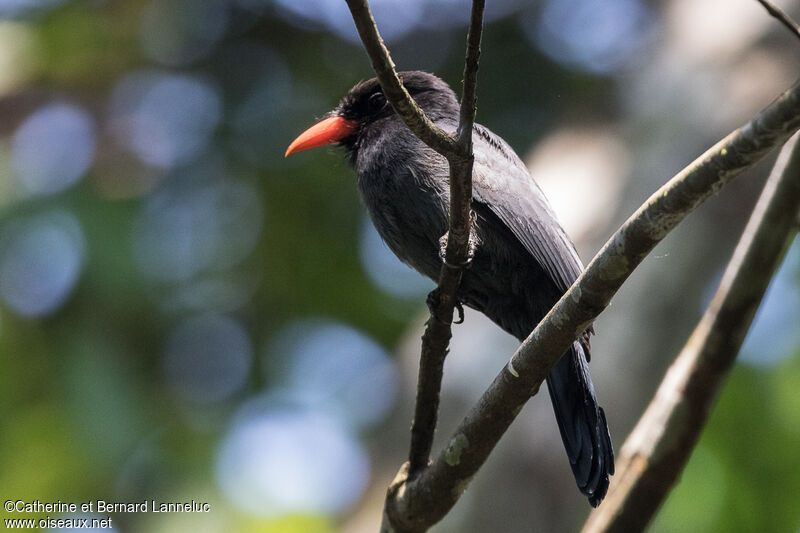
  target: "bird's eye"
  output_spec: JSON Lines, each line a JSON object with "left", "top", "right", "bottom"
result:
{"left": 367, "top": 92, "right": 386, "bottom": 113}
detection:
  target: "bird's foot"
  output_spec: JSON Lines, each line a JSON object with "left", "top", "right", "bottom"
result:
{"left": 425, "top": 290, "right": 465, "bottom": 326}
{"left": 438, "top": 216, "right": 478, "bottom": 270}
{"left": 453, "top": 301, "right": 465, "bottom": 324}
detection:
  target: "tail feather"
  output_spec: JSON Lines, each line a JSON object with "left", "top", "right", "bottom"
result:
{"left": 546, "top": 341, "right": 614, "bottom": 507}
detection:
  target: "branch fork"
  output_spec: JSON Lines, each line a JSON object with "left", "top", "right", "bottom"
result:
{"left": 342, "top": 0, "right": 800, "bottom": 530}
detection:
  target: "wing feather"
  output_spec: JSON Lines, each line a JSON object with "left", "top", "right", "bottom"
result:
{"left": 471, "top": 124, "right": 584, "bottom": 292}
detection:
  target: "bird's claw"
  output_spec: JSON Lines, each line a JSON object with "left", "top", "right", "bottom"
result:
{"left": 453, "top": 301, "right": 465, "bottom": 324}
{"left": 426, "top": 289, "right": 465, "bottom": 326}
{"left": 439, "top": 215, "right": 478, "bottom": 270}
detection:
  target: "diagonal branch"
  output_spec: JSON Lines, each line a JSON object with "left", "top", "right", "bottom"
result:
{"left": 582, "top": 133, "right": 800, "bottom": 533}
{"left": 346, "top": 1, "right": 800, "bottom": 531}
{"left": 382, "top": 81, "right": 800, "bottom": 532}
{"left": 755, "top": 0, "right": 800, "bottom": 39}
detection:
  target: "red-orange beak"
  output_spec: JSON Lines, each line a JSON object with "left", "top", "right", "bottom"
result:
{"left": 285, "top": 115, "right": 359, "bottom": 157}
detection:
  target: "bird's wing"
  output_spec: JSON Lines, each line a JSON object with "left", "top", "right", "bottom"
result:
{"left": 471, "top": 123, "right": 584, "bottom": 292}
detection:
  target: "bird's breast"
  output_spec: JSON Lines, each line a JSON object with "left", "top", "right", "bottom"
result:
{"left": 355, "top": 150, "right": 449, "bottom": 281}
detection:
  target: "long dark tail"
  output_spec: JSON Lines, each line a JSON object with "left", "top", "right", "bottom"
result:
{"left": 546, "top": 341, "right": 614, "bottom": 507}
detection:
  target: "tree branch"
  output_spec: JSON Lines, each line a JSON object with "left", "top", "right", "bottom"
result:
{"left": 346, "top": 1, "right": 800, "bottom": 529}
{"left": 755, "top": 0, "right": 800, "bottom": 40}
{"left": 344, "top": 0, "right": 459, "bottom": 156}
{"left": 407, "top": 0, "right": 485, "bottom": 480}
{"left": 458, "top": 0, "right": 483, "bottom": 148}
{"left": 582, "top": 133, "right": 800, "bottom": 533}
{"left": 382, "top": 81, "right": 800, "bottom": 532}
{"left": 343, "top": 2, "right": 486, "bottom": 530}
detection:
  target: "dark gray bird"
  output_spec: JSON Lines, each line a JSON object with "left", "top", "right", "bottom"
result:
{"left": 286, "top": 71, "right": 614, "bottom": 506}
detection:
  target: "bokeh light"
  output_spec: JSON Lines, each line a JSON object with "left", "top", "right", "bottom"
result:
{"left": 0, "top": 210, "right": 86, "bottom": 317}
{"left": 526, "top": 0, "right": 655, "bottom": 74}
{"left": 11, "top": 102, "right": 95, "bottom": 196}
{"left": 163, "top": 313, "right": 253, "bottom": 405}
{"left": 0, "top": 0, "right": 65, "bottom": 19}
{"left": 132, "top": 174, "right": 263, "bottom": 283}
{"left": 216, "top": 401, "right": 370, "bottom": 517}
{"left": 270, "top": 0, "right": 527, "bottom": 42}
{"left": 266, "top": 319, "right": 398, "bottom": 429}
{"left": 272, "top": 0, "right": 424, "bottom": 42}
{"left": 0, "top": 22, "right": 36, "bottom": 97}
{"left": 526, "top": 127, "right": 629, "bottom": 242}
{"left": 665, "top": 0, "right": 770, "bottom": 65}
{"left": 109, "top": 71, "right": 221, "bottom": 169}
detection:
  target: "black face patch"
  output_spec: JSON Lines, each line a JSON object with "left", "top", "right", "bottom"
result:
{"left": 336, "top": 71, "right": 456, "bottom": 124}
{"left": 335, "top": 71, "right": 460, "bottom": 163}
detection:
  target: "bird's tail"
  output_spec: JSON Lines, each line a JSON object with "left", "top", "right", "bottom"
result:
{"left": 545, "top": 341, "right": 614, "bottom": 507}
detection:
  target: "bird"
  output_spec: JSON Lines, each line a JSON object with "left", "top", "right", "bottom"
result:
{"left": 285, "top": 71, "right": 614, "bottom": 506}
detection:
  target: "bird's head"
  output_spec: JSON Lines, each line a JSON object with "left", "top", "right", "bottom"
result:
{"left": 285, "top": 71, "right": 457, "bottom": 157}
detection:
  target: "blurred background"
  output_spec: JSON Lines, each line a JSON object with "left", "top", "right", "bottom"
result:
{"left": 0, "top": 0, "right": 798, "bottom": 531}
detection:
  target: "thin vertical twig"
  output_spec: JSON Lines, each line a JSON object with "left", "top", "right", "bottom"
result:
{"left": 408, "top": 0, "right": 486, "bottom": 478}
{"left": 344, "top": 0, "right": 485, "bottom": 483}
{"left": 344, "top": 0, "right": 458, "bottom": 156}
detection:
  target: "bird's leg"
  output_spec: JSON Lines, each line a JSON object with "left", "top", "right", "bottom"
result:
{"left": 453, "top": 301, "right": 465, "bottom": 324}
{"left": 432, "top": 211, "right": 478, "bottom": 325}
{"left": 438, "top": 212, "right": 479, "bottom": 270}
{"left": 425, "top": 290, "right": 465, "bottom": 325}
{"left": 426, "top": 289, "right": 448, "bottom": 325}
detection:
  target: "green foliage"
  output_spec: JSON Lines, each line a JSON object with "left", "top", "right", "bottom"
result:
{"left": 653, "top": 352, "right": 800, "bottom": 533}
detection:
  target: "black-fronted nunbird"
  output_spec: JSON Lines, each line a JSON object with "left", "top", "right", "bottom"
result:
{"left": 286, "top": 71, "right": 614, "bottom": 506}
